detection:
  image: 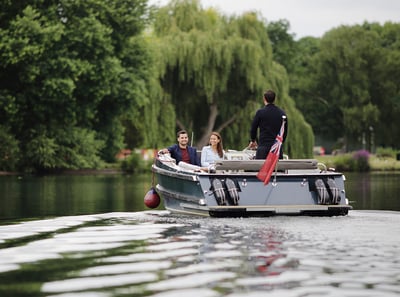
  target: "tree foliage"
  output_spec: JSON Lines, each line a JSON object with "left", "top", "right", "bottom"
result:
{"left": 290, "top": 22, "right": 400, "bottom": 152}
{"left": 0, "top": 125, "right": 20, "bottom": 171}
{"left": 2, "top": 0, "right": 398, "bottom": 173}
{"left": 266, "top": 19, "right": 298, "bottom": 73}
{"left": 0, "top": 0, "right": 151, "bottom": 172}
{"left": 147, "top": 0, "right": 313, "bottom": 157}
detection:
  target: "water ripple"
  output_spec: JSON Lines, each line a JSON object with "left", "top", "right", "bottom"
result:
{"left": 0, "top": 210, "right": 398, "bottom": 296}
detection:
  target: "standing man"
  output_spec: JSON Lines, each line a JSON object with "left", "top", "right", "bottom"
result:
{"left": 161, "top": 130, "right": 201, "bottom": 166}
{"left": 249, "top": 90, "right": 288, "bottom": 159}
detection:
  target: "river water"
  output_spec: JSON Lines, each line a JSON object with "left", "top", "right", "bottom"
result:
{"left": 0, "top": 172, "right": 399, "bottom": 296}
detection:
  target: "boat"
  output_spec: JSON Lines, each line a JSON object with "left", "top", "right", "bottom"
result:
{"left": 151, "top": 149, "right": 352, "bottom": 217}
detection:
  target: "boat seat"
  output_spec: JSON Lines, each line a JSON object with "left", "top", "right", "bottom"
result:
{"left": 214, "top": 159, "right": 318, "bottom": 171}
{"left": 178, "top": 161, "right": 203, "bottom": 172}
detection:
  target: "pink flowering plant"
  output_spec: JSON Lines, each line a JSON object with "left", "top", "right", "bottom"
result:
{"left": 352, "top": 150, "right": 370, "bottom": 172}
{"left": 332, "top": 150, "right": 370, "bottom": 172}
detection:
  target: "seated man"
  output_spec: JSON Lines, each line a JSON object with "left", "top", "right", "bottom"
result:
{"left": 160, "top": 130, "right": 201, "bottom": 166}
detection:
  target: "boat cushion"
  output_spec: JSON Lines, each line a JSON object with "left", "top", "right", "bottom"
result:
{"left": 214, "top": 159, "right": 318, "bottom": 171}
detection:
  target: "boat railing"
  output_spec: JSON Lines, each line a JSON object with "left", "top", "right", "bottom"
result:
{"left": 157, "top": 151, "right": 324, "bottom": 174}
{"left": 157, "top": 153, "right": 205, "bottom": 173}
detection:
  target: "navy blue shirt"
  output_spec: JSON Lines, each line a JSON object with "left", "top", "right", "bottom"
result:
{"left": 250, "top": 104, "right": 288, "bottom": 158}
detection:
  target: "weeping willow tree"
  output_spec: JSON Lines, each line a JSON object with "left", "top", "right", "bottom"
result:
{"left": 145, "top": 0, "right": 313, "bottom": 157}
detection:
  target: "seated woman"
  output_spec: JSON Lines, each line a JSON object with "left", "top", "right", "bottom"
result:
{"left": 201, "top": 131, "right": 225, "bottom": 167}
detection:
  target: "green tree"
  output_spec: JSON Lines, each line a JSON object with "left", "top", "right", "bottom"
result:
{"left": 364, "top": 22, "right": 400, "bottom": 149}
{"left": 266, "top": 19, "right": 298, "bottom": 73}
{"left": 290, "top": 36, "right": 347, "bottom": 150}
{"left": 0, "top": 0, "right": 151, "bottom": 171}
{"left": 265, "top": 20, "right": 400, "bottom": 153}
{"left": 148, "top": 0, "right": 313, "bottom": 157}
{"left": 310, "top": 25, "right": 381, "bottom": 151}
{"left": 290, "top": 23, "right": 400, "bottom": 152}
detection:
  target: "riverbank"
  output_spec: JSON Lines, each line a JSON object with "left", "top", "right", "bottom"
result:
{"left": 1, "top": 155, "right": 399, "bottom": 176}
{"left": 0, "top": 166, "right": 124, "bottom": 176}
{"left": 316, "top": 155, "right": 400, "bottom": 171}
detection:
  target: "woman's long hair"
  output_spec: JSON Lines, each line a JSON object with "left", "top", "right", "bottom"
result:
{"left": 210, "top": 131, "right": 224, "bottom": 158}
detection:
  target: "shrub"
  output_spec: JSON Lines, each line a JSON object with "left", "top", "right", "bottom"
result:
{"left": 332, "top": 154, "right": 353, "bottom": 172}
{"left": 375, "top": 147, "right": 396, "bottom": 159}
{"left": 120, "top": 151, "right": 150, "bottom": 173}
{"left": 352, "top": 150, "right": 370, "bottom": 172}
{"left": 23, "top": 128, "right": 105, "bottom": 173}
{"left": 331, "top": 150, "right": 370, "bottom": 172}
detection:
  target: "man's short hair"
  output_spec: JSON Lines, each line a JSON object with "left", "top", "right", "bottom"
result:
{"left": 264, "top": 90, "right": 276, "bottom": 103}
{"left": 177, "top": 130, "right": 188, "bottom": 138}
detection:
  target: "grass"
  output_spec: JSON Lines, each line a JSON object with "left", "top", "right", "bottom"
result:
{"left": 315, "top": 155, "right": 400, "bottom": 171}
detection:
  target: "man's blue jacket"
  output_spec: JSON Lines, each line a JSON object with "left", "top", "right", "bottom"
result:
{"left": 167, "top": 144, "right": 200, "bottom": 166}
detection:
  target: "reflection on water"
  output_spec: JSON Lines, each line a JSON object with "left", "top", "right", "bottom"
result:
{"left": 0, "top": 171, "right": 400, "bottom": 223}
{"left": 0, "top": 211, "right": 399, "bottom": 296}
{"left": 345, "top": 172, "right": 400, "bottom": 211}
{"left": 0, "top": 171, "right": 399, "bottom": 296}
{"left": 0, "top": 174, "right": 156, "bottom": 221}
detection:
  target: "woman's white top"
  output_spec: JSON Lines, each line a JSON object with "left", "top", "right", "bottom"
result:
{"left": 201, "top": 145, "right": 224, "bottom": 167}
